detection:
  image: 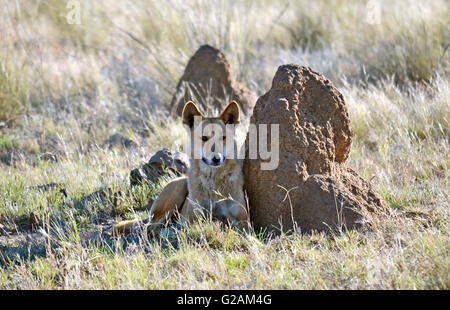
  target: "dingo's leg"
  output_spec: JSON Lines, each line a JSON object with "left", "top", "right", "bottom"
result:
{"left": 147, "top": 176, "right": 188, "bottom": 234}
{"left": 113, "top": 177, "right": 188, "bottom": 236}
{"left": 212, "top": 199, "right": 249, "bottom": 231}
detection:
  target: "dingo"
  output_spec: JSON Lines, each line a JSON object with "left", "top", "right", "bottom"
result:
{"left": 114, "top": 101, "right": 248, "bottom": 236}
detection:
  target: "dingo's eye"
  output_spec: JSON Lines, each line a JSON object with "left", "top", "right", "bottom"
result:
{"left": 201, "top": 136, "right": 208, "bottom": 142}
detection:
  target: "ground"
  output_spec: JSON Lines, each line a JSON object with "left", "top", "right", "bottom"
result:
{"left": 0, "top": 0, "right": 448, "bottom": 289}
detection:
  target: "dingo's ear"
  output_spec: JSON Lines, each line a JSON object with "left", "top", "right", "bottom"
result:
{"left": 182, "top": 101, "right": 203, "bottom": 128}
{"left": 219, "top": 101, "right": 240, "bottom": 125}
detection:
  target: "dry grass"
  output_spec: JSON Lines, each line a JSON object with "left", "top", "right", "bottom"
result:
{"left": 0, "top": 0, "right": 449, "bottom": 289}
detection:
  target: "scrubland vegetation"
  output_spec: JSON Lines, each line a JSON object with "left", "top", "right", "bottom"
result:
{"left": 0, "top": 0, "right": 448, "bottom": 289}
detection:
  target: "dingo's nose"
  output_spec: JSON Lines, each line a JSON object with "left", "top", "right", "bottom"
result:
{"left": 202, "top": 153, "right": 225, "bottom": 167}
{"left": 212, "top": 155, "right": 221, "bottom": 164}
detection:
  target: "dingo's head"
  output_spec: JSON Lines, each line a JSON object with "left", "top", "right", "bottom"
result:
{"left": 182, "top": 101, "right": 240, "bottom": 168}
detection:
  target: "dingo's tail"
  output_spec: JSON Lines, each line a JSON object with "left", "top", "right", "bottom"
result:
{"left": 113, "top": 219, "right": 141, "bottom": 236}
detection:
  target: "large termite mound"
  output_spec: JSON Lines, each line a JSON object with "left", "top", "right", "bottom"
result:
{"left": 244, "top": 64, "right": 390, "bottom": 233}
{"left": 171, "top": 45, "right": 256, "bottom": 116}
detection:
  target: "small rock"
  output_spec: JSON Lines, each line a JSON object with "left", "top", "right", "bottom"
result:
{"left": 105, "top": 133, "right": 138, "bottom": 149}
{"left": 0, "top": 152, "right": 13, "bottom": 165}
{"left": 130, "top": 148, "right": 189, "bottom": 186}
